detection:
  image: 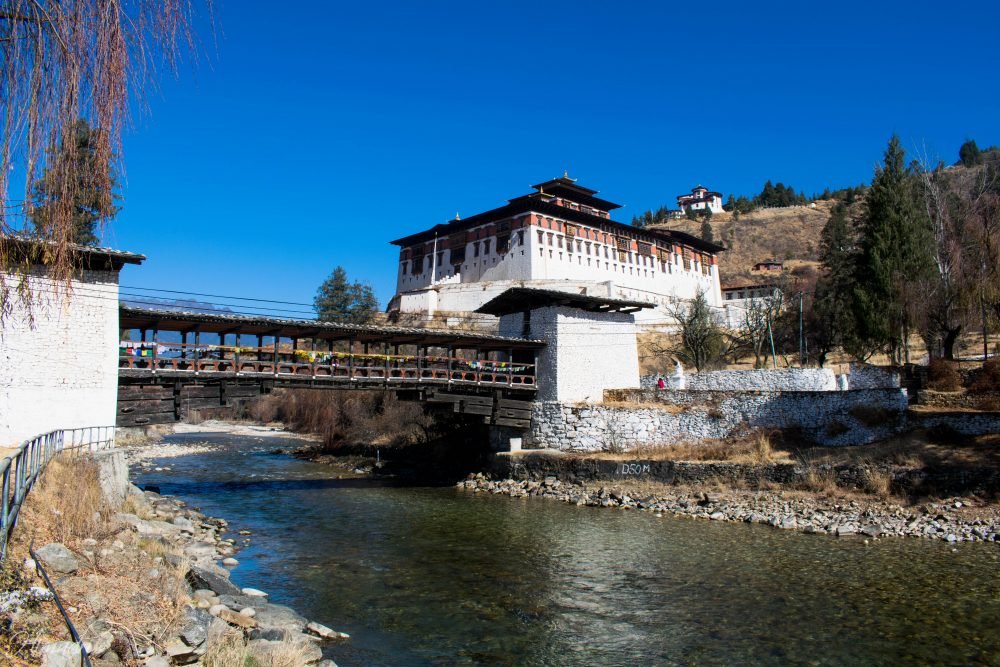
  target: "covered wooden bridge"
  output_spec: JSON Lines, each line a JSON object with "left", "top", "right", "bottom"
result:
{"left": 118, "top": 306, "right": 542, "bottom": 428}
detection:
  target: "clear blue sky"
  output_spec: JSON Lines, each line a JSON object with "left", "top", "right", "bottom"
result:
{"left": 98, "top": 0, "right": 999, "bottom": 312}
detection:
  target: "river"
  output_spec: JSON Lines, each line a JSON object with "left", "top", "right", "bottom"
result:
{"left": 132, "top": 432, "right": 1000, "bottom": 666}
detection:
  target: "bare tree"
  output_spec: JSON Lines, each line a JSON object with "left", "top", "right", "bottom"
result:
{"left": 963, "top": 163, "right": 1000, "bottom": 359}
{"left": 914, "top": 157, "right": 967, "bottom": 359}
{"left": 667, "top": 291, "right": 726, "bottom": 371}
{"left": 730, "top": 292, "right": 783, "bottom": 368}
{"left": 1, "top": 0, "right": 206, "bottom": 312}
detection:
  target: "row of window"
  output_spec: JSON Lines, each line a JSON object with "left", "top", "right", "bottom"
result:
{"left": 533, "top": 246, "right": 715, "bottom": 281}
{"left": 534, "top": 230, "right": 711, "bottom": 276}
{"left": 402, "top": 226, "right": 714, "bottom": 279}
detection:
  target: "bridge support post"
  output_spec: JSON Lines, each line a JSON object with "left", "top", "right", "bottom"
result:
{"left": 489, "top": 425, "right": 527, "bottom": 453}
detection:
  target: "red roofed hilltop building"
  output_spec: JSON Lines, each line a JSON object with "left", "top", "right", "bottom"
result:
{"left": 388, "top": 175, "right": 724, "bottom": 323}
{"left": 677, "top": 185, "right": 724, "bottom": 215}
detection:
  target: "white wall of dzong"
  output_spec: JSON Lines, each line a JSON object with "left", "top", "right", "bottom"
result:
{"left": 394, "top": 211, "right": 722, "bottom": 318}
{"left": 499, "top": 306, "right": 640, "bottom": 403}
{"left": 0, "top": 266, "right": 121, "bottom": 445}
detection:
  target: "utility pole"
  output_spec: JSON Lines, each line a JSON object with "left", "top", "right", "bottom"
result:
{"left": 767, "top": 313, "right": 778, "bottom": 369}
{"left": 798, "top": 291, "right": 805, "bottom": 367}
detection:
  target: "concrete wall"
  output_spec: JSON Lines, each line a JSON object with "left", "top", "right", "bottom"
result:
{"left": 527, "top": 388, "right": 910, "bottom": 450}
{"left": 499, "top": 305, "right": 640, "bottom": 403}
{"left": 0, "top": 267, "right": 121, "bottom": 445}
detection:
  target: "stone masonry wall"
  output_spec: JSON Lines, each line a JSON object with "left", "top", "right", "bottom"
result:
{"left": 847, "top": 363, "right": 901, "bottom": 389}
{"left": 527, "top": 388, "right": 910, "bottom": 450}
{"left": 0, "top": 267, "right": 121, "bottom": 445}
{"left": 641, "top": 368, "right": 835, "bottom": 391}
{"left": 640, "top": 365, "right": 902, "bottom": 392}
{"left": 686, "top": 368, "right": 837, "bottom": 391}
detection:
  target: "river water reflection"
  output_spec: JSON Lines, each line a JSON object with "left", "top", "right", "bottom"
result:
{"left": 134, "top": 433, "right": 1000, "bottom": 666}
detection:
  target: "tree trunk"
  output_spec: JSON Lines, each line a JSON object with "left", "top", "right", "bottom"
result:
{"left": 942, "top": 325, "right": 962, "bottom": 361}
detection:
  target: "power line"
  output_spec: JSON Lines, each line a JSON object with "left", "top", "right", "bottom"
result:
{"left": 121, "top": 285, "right": 315, "bottom": 308}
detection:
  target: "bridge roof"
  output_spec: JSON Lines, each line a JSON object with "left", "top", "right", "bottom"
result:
{"left": 475, "top": 288, "right": 655, "bottom": 315}
{"left": 120, "top": 305, "right": 545, "bottom": 350}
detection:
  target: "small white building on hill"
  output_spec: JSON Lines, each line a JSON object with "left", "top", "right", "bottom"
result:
{"left": 677, "top": 185, "right": 724, "bottom": 215}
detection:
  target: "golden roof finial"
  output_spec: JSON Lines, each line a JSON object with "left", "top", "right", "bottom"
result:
{"left": 455, "top": 212, "right": 461, "bottom": 221}
{"left": 563, "top": 170, "right": 569, "bottom": 178}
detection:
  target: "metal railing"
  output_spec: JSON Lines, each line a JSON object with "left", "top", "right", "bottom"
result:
{"left": 0, "top": 426, "right": 116, "bottom": 561}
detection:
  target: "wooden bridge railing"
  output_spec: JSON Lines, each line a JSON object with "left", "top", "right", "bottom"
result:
{"left": 119, "top": 343, "right": 536, "bottom": 390}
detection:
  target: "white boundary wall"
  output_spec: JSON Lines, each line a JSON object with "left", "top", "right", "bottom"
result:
{"left": 528, "top": 388, "right": 910, "bottom": 450}
{"left": 642, "top": 368, "right": 838, "bottom": 392}
{"left": 0, "top": 267, "right": 121, "bottom": 445}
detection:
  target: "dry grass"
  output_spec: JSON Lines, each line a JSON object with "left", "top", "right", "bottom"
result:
{"left": 4, "top": 455, "right": 192, "bottom": 663}
{"left": 120, "top": 492, "right": 156, "bottom": 520}
{"left": 601, "top": 399, "right": 688, "bottom": 414}
{"left": 586, "top": 431, "right": 792, "bottom": 464}
{"left": 861, "top": 466, "right": 894, "bottom": 499}
{"left": 11, "top": 455, "right": 114, "bottom": 547}
{"left": 204, "top": 627, "right": 320, "bottom": 667}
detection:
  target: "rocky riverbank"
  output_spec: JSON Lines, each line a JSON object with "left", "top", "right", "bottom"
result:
{"left": 459, "top": 474, "right": 1000, "bottom": 543}
{"left": 14, "top": 438, "right": 347, "bottom": 666}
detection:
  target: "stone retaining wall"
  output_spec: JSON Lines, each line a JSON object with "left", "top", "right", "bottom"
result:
{"left": 685, "top": 368, "right": 838, "bottom": 391}
{"left": 641, "top": 368, "right": 836, "bottom": 391}
{"left": 916, "top": 390, "right": 1000, "bottom": 411}
{"left": 528, "top": 388, "right": 910, "bottom": 450}
{"left": 640, "top": 365, "right": 902, "bottom": 392}
{"left": 909, "top": 411, "right": 1000, "bottom": 436}
{"left": 848, "top": 363, "right": 902, "bottom": 389}
{"left": 489, "top": 453, "right": 1000, "bottom": 498}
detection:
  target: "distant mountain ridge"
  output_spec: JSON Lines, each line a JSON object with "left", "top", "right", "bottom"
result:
{"left": 120, "top": 296, "right": 234, "bottom": 314}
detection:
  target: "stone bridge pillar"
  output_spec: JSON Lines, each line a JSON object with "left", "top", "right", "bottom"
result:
{"left": 476, "top": 288, "right": 654, "bottom": 450}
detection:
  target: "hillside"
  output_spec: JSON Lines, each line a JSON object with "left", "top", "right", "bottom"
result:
{"left": 650, "top": 200, "right": 842, "bottom": 284}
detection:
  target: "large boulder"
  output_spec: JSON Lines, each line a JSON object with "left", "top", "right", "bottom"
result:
{"left": 187, "top": 564, "right": 242, "bottom": 597}
{"left": 35, "top": 544, "right": 80, "bottom": 575}
{"left": 252, "top": 603, "right": 309, "bottom": 634}
{"left": 40, "top": 641, "right": 81, "bottom": 667}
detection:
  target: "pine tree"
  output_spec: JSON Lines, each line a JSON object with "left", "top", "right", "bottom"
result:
{"left": 959, "top": 139, "right": 982, "bottom": 167}
{"left": 812, "top": 203, "right": 856, "bottom": 363}
{"left": 852, "top": 135, "right": 934, "bottom": 363}
{"left": 700, "top": 219, "right": 714, "bottom": 244}
{"left": 314, "top": 267, "right": 379, "bottom": 324}
{"left": 29, "top": 119, "right": 120, "bottom": 245}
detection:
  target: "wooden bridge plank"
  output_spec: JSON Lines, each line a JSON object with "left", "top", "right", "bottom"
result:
{"left": 117, "top": 399, "right": 175, "bottom": 416}
{"left": 118, "top": 387, "right": 172, "bottom": 400}
{"left": 497, "top": 398, "right": 534, "bottom": 411}
{"left": 493, "top": 417, "right": 531, "bottom": 428}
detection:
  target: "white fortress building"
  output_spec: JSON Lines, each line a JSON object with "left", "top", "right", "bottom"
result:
{"left": 388, "top": 176, "right": 724, "bottom": 324}
{"left": 677, "top": 185, "right": 724, "bottom": 215}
